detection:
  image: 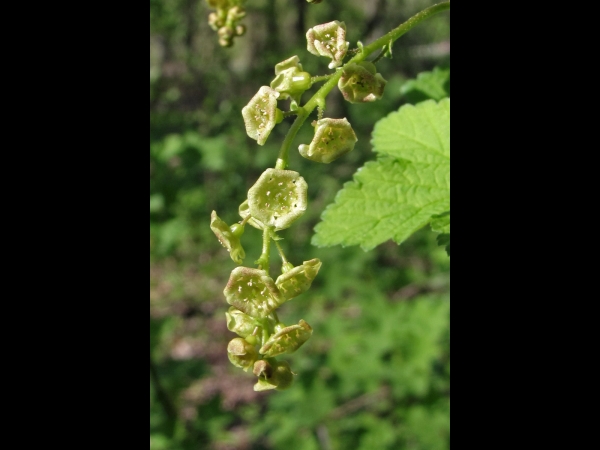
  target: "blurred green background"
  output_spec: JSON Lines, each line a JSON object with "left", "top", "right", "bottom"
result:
{"left": 150, "top": 1, "right": 450, "bottom": 448}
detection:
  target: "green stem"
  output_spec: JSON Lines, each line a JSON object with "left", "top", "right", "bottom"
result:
{"left": 274, "top": 1, "right": 450, "bottom": 169}
{"left": 255, "top": 227, "right": 273, "bottom": 272}
{"left": 240, "top": 214, "right": 251, "bottom": 226}
{"left": 310, "top": 74, "right": 333, "bottom": 84}
{"left": 273, "top": 240, "right": 289, "bottom": 265}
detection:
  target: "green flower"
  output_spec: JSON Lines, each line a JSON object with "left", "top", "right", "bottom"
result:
{"left": 338, "top": 62, "right": 387, "bottom": 103}
{"left": 210, "top": 210, "right": 245, "bottom": 264}
{"left": 275, "top": 259, "right": 322, "bottom": 300}
{"left": 247, "top": 168, "right": 308, "bottom": 230}
{"left": 223, "top": 267, "right": 284, "bottom": 318}
{"left": 298, "top": 118, "right": 357, "bottom": 163}
{"left": 225, "top": 306, "right": 259, "bottom": 338}
{"left": 253, "top": 359, "right": 294, "bottom": 391}
{"left": 270, "top": 56, "right": 312, "bottom": 109}
{"left": 306, "top": 21, "right": 349, "bottom": 69}
{"left": 241, "top": 86, "right": 282, "bottom": 145}
{"left": 227, "top": 337, "right": 258, "bottom": 372}
{"left": 259, "top": 320, "right": 313, "bottom": 357}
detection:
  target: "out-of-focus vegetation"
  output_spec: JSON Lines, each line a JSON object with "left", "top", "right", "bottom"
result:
{"left": 150, "top": 1, "right": 449, "bottom": 448}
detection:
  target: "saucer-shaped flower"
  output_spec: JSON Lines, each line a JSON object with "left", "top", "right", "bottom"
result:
{"left": 227, "top": 337, "right": 258, "bottom": 372}
{"left": 259, "top": 319, "right": 313, "bottom": 357}
{"left": 224, "top": 267, "right": 284, "bottom": 318}
{"left": 298, "top": 118, "right": 357, "bottom": 163}
{"left": 210, "top": 210, "right": 245, "bottom": 264}
{"left": 242, "top": 86, "right": 282, "bottom": 145}
{"left": 247, "top": 169, "right": 308, "bottom": 230}
{"left": 270, "top": 56, "right": 312, "bottom": 100}
{"left": 275, "top": 259, "right": 322, "bottom": 300}
{"left": 306, "top": 21, "right": 349, "bottom": 69}
{"left": 225, "top": 306, "right": 259, "bottom": 338}
{"left": 338, "top": 62, "right": 387, "bottom": 103}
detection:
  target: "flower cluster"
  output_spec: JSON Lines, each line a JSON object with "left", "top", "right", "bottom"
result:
{"left": 206, "top": 0, "right": 247, "bottom": 47}
{"left": 211, "top": 163, "right": 321, "bottom": 390}
{"left": 216, "top": 19, "right": 391, "bottom": 391}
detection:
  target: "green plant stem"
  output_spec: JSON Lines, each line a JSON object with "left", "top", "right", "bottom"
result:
{"left": 310, "top": 74, "right": 333, "bottom": 84}
{"left": 273, "top": 240, "right": 289, "bottom": 265}
{"left": 240, "top": 214, "right": 251, "bottom": 226}
{"left": 256, "top": 227, "right": 273, "bottom": 272}
{"left": 274, "top": 1, "right": 450, "bottom": 170}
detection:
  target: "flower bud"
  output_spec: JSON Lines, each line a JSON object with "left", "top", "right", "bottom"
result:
{"left": 229, "top": 223, "right": 244, "bottom": 237}
{"left": 227, "top": 337, "right": 258, "bottom": 372}
{"left": 259, "top": 320, "right": 313, "bottom": 357}
{"left": 208, "top": 12, "right": 222, "bottom": 31}
{"left": 223, "top": 267, "right": 284, "bottom": 318}
{"left": 306, "top": 21, "right": 349, "bottom": 69}
{"left": 218, "top": 26, "right": 234, "bottom": 40}
{"left": 247, "top": 168, "right": 308, "bottom": 230}
{"left": 227, "top": 6, "right": 246, "bottom": 21}
{"left": 338, "top": 62, "right": 387, "bottom": 103}
{"left": 270, "top": 56, "right": 313, "bottom": 101}
{"left": 225, "top": 306, "right": 258, "bottom": 338}
{"left": 210, "top": 211, "right": 246, "bottom": 264}
{"left": 241, "top": 87, "right": 281, "bottom": 145}
{"left": 275, "top": 259, "right": 322, "bottom": 300}
{"left": 235, "top": 24, "right": 246, "bottom": 36}
{"left": 298, "top": 118, "right": 357, "bottom": 163}
{"left": 219, "top": 37, "right": 233, "bottom": 48}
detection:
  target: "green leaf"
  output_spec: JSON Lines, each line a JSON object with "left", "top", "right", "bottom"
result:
{"left": 437, "top": 233, "right": 450, "bottom": 256}
{"left": 312, "top": 159, "right": 449, "bottom": 250}
{"left": 372, "top": 99, "right": 450, "bottom": 164}
{"left": 400, "top": 67, "right": 450, "bottom": 102}
{"left": 430, "top": 211, "right": 450, "bottom": 234}
{"left": 431, "top": 212, "right": 450, "bottom": 255}
{"left": 313, "top": 99, "right": 449, "bottom": 250}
